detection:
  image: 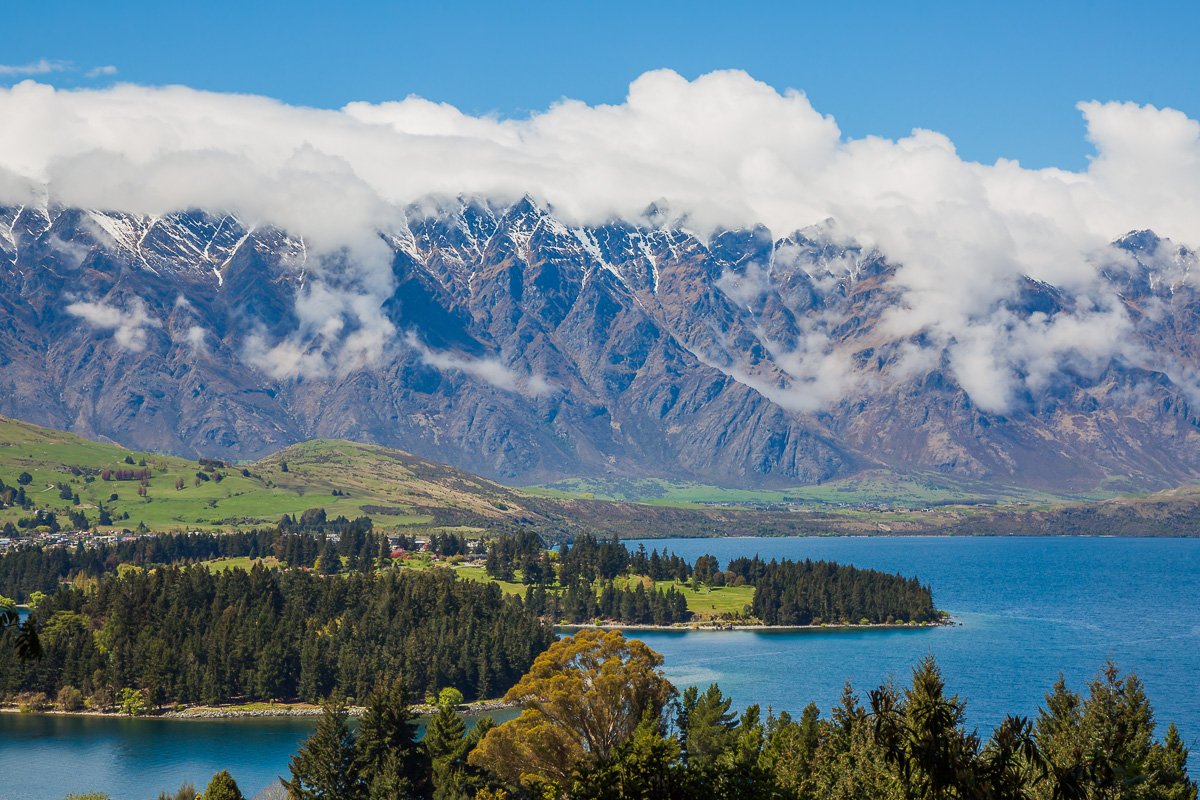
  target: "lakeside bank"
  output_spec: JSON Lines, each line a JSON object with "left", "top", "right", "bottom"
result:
{"left": 558, "top": 616, "right": 952, "bottom": 633}
{"left": 0, "top": 697, "right": 516, "bottom": 721}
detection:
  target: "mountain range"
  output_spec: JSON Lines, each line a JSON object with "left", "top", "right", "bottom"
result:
{"left": 2, "top": 198, "right": 1198, "bottom": 493}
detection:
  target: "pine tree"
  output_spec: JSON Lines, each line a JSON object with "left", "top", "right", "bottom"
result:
{"left": 1148, "top": 723, "right": 1198, "bottom": 800}
{"left": 377, "top": 536, "right": 390, "bottom": 569}
{"left": 871, "top": 656, "right": 981, "bottom": 800}
{"left": 285, "top": 696, "right": 363, "bottom": 800}
{"left": 682, "top": 683, "right": 737, "bottom": 772}
{"left": 425, "top": 701, "right": 467, "bottom": 762}
{"left": 318, "top": 540, "right": 340, "bottom": 575}
{"left": 355, "top": 677, "right": 429, "bottom": 798}
{"left": 424, "top": 695, "right": 468, "bottom": 798}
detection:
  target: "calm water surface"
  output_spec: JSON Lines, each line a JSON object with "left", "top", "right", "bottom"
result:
{"left": 1, "top": 536, "right": 1197, "bottom": 798}
{"left": 625, "top": 537, "right": 1200, "bottom": 769}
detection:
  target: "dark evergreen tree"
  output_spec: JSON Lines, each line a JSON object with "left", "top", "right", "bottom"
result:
{"left": 680, "top": 683, "right": 737, "bottom": 776}
{"left": 285, "top": 696, "right": 362, "bottom": 800}
{"left": 355, "top": 677, "right": 429, "bottom": 799}
{"left": 424, "top": 697, "right": 468, "bottom": 799}
{"left": 318, "top": 540, "right": 341, "bottom": 575}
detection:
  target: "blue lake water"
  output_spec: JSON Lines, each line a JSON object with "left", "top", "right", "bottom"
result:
{"left": 625, "top": 536, "right": 1200, "bottom": 769}
{"left": 0, "top": 714, "right": 316, "bottom": 799}
{"left": 2, "top": 535, "right": 1198, "bottom": 798}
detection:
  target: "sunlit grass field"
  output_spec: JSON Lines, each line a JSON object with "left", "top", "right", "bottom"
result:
{"left": 0, "top": 416, "right": 530, "bottom": 533}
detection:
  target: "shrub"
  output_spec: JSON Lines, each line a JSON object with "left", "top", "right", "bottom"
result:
{"left": 57, "top": 685, "right": 85, "bottom": 711}
{"left": 437, "top": 687, "right": 464, "bottom": 708}
{"left": 119, "top": 687, "right": 149, "bottom": 716}
{"left": 16, "top": 691, "right": 51, "bottom": 713}
{"left": 201, "top": 770, "right": 244, "bottom": 800}
{"left": 87, "top": 686, "right": 115, "bottom": 711}
{"left": 155, "top": 783, "right": 197, "bottom": 800}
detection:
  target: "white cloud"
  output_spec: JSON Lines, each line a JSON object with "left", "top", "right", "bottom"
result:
{"left": 184, "top": 325, "right": 208, "bottom": 353}
{"left": 0, "top": 59, "right": 70, "bottom": 77}
{"left": 715, "top": 261, "right": 771, "bottom": 307}
{"left": 0, "top": 72, "right": 1198, "bottom": 409}
{"left": 65, "top": 297, "right": 160, "bottom": 352}
{"left": 85, "top": 65, "right": 118, "bottom": 79}
{"left": 242, "top": 331, "right": 328, "bottom": 381}
{"left": 405, "top": 333, "right": 552, "bottom": 395}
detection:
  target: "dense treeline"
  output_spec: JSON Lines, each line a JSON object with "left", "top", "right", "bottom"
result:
{"left": 751, "top": 558, "right": 937, "bottom": 625}
{"left": 485, "top": 530, "right": 545, "bottom": 581}
{"left": 0, "top": 530, "right": 276, "bottom": 601}
{"left": 429, "top": 531, "right": 474, "bottom": 557}
{"left": 278, "top": 509, "right": 374, "bottom": 538}
{"left": 4, "top": 526, "right": 938, "bottom": 635}
{"left": 0, "top": 514, "right": 388, "bottom": 601}
{"left": 487, "top": 533, "right": 694, "bottom": 586}
{"left": 485, "top": 532, "right": 936, "bottom": 626}
{"left": 264, "top": 631, "right": 1197, "bottom": 800}
{"left": 631, "top": 544, "right": 695, "bottom": 583}
{"left": 523, "top": 579, "right": 692, "bottom": 625}
{"left": 558, "top": 534, "right": 633, "bottom": 582}
{"left": 277, "top": 520, "right": 387, "bottom": 574}
{"left": 0, "top": 565, "right": 553, "bottom": 707}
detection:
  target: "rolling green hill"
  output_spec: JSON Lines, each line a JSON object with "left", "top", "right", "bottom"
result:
{"left": 0, "top": 416, "right": 541, "bottom": 534}
{"left": 2, "top": 414, "right": 1198, "bottom": 539}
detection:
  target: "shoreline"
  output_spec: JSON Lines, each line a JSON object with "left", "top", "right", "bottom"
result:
{"left": 557, "top": 617, "right": 953, "bottom": 633}
{"left": 0, "top": 698, "right": 516, "bottom": 721}
{"left": 0, "top": 619, "right": 952, "bottom": 720}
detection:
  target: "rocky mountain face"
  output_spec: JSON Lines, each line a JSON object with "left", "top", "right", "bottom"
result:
{"left": 1, "top": 199, "right": 1198, "bottom": 492}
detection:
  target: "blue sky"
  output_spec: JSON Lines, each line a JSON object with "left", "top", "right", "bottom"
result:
{"left": 2, "top": 0, "right": 1198, "bottom": 170}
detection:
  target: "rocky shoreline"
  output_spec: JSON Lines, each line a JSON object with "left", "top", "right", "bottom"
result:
{"left": 167, "top": 699, "right": 516, "bottom": 719}
{"left": 557, "top": 617, "right": 953, "bottom": 633}
{"left": 0, "top": 698, "right": 516, "bottom": 721}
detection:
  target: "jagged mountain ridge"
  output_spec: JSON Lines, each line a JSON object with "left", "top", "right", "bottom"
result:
{"left": 1, "top": 198, "right": 1198, "bottom": 492}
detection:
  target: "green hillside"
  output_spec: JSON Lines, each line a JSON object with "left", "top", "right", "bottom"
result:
{"left": 0, "top": 416, "right": 539, "bottom": 533}
{"left": 524, "top": 470, "right": 1097, "bottom": 508}
{"left": 2, "top": 414, "right": 1197, "bottom": 540}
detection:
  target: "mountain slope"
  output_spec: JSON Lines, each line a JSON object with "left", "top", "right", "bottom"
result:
{"left": 2, "top": 201, "right": 1199, "bottom": 492}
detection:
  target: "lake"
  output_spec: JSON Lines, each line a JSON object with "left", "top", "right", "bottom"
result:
{"left": 625, "top": 536, "right": 1200, "bottom": 743}
{"left": 2, "top": 535, "right": 1198, "bottom": 798}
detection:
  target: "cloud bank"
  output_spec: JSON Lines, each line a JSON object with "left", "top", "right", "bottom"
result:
{"left": 2, "top": 71, "right": 1199, "bottom": 410}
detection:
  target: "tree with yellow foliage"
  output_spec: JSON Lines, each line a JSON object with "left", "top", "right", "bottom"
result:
{"left": 468, "top": 629, "right": 674, "bottom": 794}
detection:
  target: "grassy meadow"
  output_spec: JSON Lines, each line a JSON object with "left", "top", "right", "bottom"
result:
{"left": 0, "top": 416, "right": 532, "bottom": 533}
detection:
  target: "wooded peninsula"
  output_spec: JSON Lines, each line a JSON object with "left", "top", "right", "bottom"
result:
{"left": 0, "top": 513, "right": 939, "bottom": 714}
